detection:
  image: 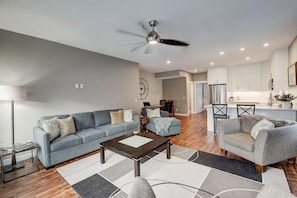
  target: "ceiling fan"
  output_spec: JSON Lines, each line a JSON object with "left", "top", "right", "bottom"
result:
{"left": 118, "top": 20, "right": 189, "bottom": 53}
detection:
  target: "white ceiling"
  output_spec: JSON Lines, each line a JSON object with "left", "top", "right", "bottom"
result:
{"left": 0, "top": 0, "right": 297, "bottom": 73}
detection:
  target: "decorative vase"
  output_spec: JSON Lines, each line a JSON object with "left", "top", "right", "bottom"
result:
{"left": 281, "top": 101, "right": 292, "bottom": 109}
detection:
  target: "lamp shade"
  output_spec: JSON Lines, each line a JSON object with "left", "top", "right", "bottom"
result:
{"left": 0, "top": 85, "right": 27, "bottom": 100}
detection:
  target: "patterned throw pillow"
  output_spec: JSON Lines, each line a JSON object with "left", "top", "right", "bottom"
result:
{"left": 124, "top": 109, "right": 133, "bottom": 122}
{"left": 41, "top": 117, "right": 60, "bottom": 141}
{"left": 146, "top": 108, "right": 161, "bottom": 118}
{"left": 251, "top": 119, "right": 275, "bottom": 139}
{"left": 57, "top": 116, "right": 76, "bottom": 137}
{"left": 110, "top": 111, "right": 124, "bottom": 124}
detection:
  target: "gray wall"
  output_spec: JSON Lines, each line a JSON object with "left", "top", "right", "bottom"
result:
{"left": 162, "top": 77, "right": 187, "bottom": 114}
{"left": 0, "top": 29, "right": 139, "bottom": 147}
{"left": 193, "top": 72, "right": 207, "bottom": 82}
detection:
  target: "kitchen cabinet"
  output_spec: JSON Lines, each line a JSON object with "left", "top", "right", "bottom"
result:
{"left": 228, "top": 61, "right": 270, "bottom": 91}
{"left": 207, "top": 66, "right": 227, "bottom": 85}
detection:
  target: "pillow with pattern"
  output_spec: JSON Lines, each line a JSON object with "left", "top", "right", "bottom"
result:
{"left": 41, "top": 117, "right": 60, "bottom": 141}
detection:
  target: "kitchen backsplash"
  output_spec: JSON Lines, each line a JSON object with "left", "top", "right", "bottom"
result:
{"left": 227, "top": 91, "right": 273, "bottom": 104}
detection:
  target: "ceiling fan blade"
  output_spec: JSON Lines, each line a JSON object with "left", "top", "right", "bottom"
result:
{"left": 130, "top": 42, "right": 147, "bottom": 52}
{"left": 160, "top": 39, "right": 189, "bottom": 46}
{"left": 117, "top": 29, "right": 146, "bottom": 38}
{"left": 139, "top": 22, "right": 150, "bottom": 34}
{"left": 144, "top": 45, "right": 153, "bottom": 54}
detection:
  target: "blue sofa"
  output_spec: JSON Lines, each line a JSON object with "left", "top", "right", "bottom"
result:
{"left": 33, "top": 109, "right": 139, "bottom": 168}
{"left": 141, "top": 107, "right": 180, "bottom": 136}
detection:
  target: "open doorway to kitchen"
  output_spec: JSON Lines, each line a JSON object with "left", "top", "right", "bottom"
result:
{"left": 195, "top": 82, "right": 209, "bottom": 113}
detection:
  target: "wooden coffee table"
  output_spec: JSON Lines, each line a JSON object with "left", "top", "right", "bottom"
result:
{"left": 100, "top": 132, "right": 170, "bottom": 177}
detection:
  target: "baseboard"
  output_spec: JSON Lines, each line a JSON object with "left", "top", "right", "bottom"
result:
{"left": 174, "top": 113, "right": 190, "bottom": 116}
{"left": 0, "top": 150, "right": 35, "bottom": 167}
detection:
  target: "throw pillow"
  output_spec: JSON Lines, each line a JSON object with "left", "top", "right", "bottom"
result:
{"left": 251, "top": 119, "right": 275, "bottom": 139}
{"left": 41, "top": 117, "right": 60, "bottom": 141}
{"left": 110, "top": 111, "right": 124, "bottom": 124}
{"left": 146, "top": 108, "right": 161, "bottom": 118}
{"left": 124, "top": 109, "right": 133, "bottom": 122}
{"left": 57, "top": 116, "right": 76, "bottom": 137}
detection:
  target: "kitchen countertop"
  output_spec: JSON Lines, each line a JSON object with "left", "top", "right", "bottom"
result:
{"left": 205, "top": 103, "right": 297, "bottom": 111}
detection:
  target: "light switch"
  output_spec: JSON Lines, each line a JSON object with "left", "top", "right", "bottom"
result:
{"left": 75, "top": 83, "right": 79, "bottom": 89}
{"left": 80, "top": 84, "right": 84, "bottom": 88}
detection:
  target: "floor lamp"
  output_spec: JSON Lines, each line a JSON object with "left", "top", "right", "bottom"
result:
{"left": 0, "top": 85, "right": 27, "bottom": 172}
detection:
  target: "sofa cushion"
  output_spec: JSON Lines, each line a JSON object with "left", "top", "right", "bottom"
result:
{"left": 97, "top": 124, "right": 124, "bottom": 136}
{"left": 93, "top": 109, "right": 122, "bottom": 127}
{"left": 50, "top": 134, "right": 82, "bottom": 152}
{"left": 76, "top": 128, "right": 106, "bottom": 143}
{"left": 223, "top": 133, "right": 255, "bottom": 152}
{"left": 110, "top": 111, "right": 124, "bottom": 124}
{"left": 251, "top": 119, "right": 275, "bottom": 139}
{"left": 123, "top": 122, "right": 139, "bottom": 131}
{"left": 72, "top": 112, "right": 95, "bottom": 131}
{"left": 57, "top": 116, "right": 76, "bottom": 137}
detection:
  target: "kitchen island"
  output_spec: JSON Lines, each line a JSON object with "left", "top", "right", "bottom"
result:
{"left": 205, "top": 103, "right": 297, "bottom": 133}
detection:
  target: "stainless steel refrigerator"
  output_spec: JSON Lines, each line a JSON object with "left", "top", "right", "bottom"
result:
{"left": 209, "top": 84, "right": 227, "bottom": 104}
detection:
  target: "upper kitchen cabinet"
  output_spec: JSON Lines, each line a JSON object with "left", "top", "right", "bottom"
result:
{"left": 228, "top": 61, "right": 271, "bottom": 91}
{"left": 207, "top": 66, "right": 227, "bottom": 85}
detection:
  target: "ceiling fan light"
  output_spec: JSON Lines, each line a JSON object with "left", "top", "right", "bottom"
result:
{"left": 149, "top": 40, "right": 158, "bottom": 45}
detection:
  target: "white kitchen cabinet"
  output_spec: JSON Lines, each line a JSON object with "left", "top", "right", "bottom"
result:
{"left": 207, "top": 66, "right": 227, "bottom": 85}
{"left": 228, "top": 61, "right": 270, "bottom": 91}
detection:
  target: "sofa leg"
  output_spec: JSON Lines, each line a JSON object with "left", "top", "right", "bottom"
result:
{"left": 288, "top": 157, "right": 296, "bottom": 164}
{"left": 255, "top": 164, "right": 266, "bottom": 173}
{"left": 220, "top": 149, "right": 227, "bottom": 156}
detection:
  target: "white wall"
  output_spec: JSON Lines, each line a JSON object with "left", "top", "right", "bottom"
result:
{"left": 0, "top": 30, "right": 139, "bottom": 148}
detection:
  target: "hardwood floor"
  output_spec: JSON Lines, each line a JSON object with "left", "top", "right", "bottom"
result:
{"left": 1, "top": 111, "right": 297, "bottom": 197}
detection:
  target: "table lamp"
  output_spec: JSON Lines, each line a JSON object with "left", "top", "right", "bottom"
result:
{"left": 0, "top": 85, "right": 27, "bottom": 172}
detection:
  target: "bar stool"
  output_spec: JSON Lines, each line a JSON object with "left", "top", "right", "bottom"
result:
{"left": 236, "top": 104, "right": 255, "bottom": 117}
{"left": 212, "top": 104, "right": 229, "bottom": 133}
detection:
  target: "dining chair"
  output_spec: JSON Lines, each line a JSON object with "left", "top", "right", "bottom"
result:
{"left": 236, "top": 104, "right": 255, "bottom": 117}
{"left": 212, "top": 104, "right": 229, "bottom": 133}
{"left": 143, "top": 102, "right": 151, "bottom": 107}
{"left": 164, "top": 101, "right": 174, "bottom": 116}
{"left": 160, "top": 99, "right": 167, "bottom": 106}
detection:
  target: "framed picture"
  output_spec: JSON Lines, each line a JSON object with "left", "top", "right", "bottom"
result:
{"left": 288, "top": 62, "right": 297, "bottom": 87}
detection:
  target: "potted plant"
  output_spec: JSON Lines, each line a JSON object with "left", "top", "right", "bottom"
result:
{"left": 274, "top": 93, "right": 297, "bottom": 108}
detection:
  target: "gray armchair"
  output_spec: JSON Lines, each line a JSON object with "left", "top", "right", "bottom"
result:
{"left": 217, "top": 115, "right": 297, "bottom": 172}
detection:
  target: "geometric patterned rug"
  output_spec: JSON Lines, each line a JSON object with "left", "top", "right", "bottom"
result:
{"left": 57, "top": 145, "right": 290, "bottom": 198}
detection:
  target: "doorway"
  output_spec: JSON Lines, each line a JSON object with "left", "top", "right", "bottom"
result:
{"left": 195, "top": 82, "right": 209, "bottom": 113}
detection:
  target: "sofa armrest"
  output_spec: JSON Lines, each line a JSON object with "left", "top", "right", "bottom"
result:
{"left": 254, "top": 124, "right": 297, "bottom": 166}
{"left": 133, "top": 114, "right": 140, "bottom": 123}
{"left": 33, "top": 127, "right": 51, "bottom": 168}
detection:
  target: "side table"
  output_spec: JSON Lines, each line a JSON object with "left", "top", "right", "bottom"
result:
{"left": 140, "top": 116, "right": 149, "bottom": 132}
{"left": 0, "top": 143, "right": 39, "bottom": 183}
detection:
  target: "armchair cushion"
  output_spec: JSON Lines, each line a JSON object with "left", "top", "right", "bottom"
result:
{"left": 224, "top": 133, "right": 255, "bottom": 152}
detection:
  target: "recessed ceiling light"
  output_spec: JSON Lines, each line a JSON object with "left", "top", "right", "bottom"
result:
{"left": 194, "top": 69, "right": 198, "bottom": 72}
{"left": 166, "top": 60, "right": 171, "bottom": 64}
{"left": 210, "top": 62, "right": 214, "bottom": 66}
{"left": 220, "top": 51, "right": 224, "bottom": 55}
{"left": 263, "top": 43, "right": 269, "bottom": 47}
{"left": 246, "top": 57, "right": 250, "bottom": 60}
{"left": 240, "top": 48, "right": 245, "bottom": 51}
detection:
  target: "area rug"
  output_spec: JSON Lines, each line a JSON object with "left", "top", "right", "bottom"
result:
{"left": 57, "top": 145, "right": 290, "bottom": 198}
